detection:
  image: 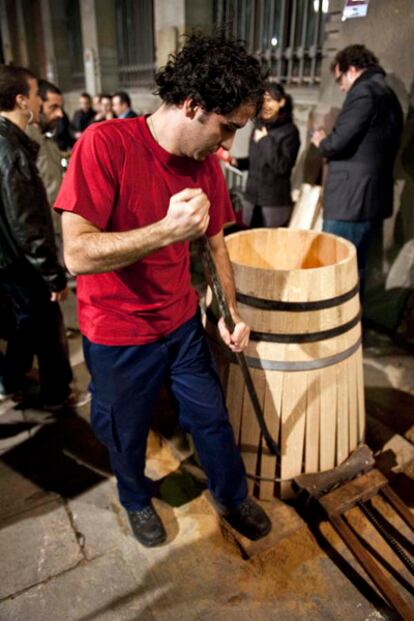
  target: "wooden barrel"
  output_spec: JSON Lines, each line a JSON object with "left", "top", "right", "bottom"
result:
{"left": 208, "top": 228, "right": 365, "bottom": 499}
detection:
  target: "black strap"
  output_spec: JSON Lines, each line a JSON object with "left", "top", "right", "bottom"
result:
{"left": 236, "top": 282, "right": 360, "bottom": 312}
{"left": 250, "top": 311, "right": 361, "bottom": 343}
{"left": 207, "top": 307, "right": 361, "bottom": 344}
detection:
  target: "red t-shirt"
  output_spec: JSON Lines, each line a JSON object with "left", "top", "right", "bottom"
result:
{"left": 54, "top": 116, "right": 234, "bottom": 345}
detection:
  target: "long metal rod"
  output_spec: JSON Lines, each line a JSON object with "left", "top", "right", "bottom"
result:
{"left": 197, "top": 235, "right": 280, "bottom": 457}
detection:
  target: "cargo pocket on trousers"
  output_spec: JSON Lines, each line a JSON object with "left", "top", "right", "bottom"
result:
{"left": 90, "top": 400, "right": 122, "bottom": 453}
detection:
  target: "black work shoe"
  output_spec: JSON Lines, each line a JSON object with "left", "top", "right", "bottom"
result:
{"left": 127, "top": 504, "right": 167, "bottom": 547}
{"left": 223, "top": 497, "right": 272, "bottom": 541}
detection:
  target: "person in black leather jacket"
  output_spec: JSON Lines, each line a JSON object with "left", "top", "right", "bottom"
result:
{"left": 312, "top": 45, "right": 403, "bottom": 298}
{"left": 0, "top": 64, "right": 73, "bottom": 406}
{"left": 245, "top": 82, "right": 300, "bottom": 227}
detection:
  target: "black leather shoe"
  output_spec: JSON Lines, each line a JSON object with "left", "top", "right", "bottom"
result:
{"left": 127, "top": 504, "right": 167, "bottom": 547}
{"left": 223, "top": 497, "right": 271, "bottom": 541}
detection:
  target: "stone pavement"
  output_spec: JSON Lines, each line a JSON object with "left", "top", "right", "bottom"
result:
{"left": 0, "top": 290, "right": 413, "bottom": 620}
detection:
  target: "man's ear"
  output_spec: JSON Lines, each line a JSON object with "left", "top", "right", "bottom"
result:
{"left": 183, "top": 98, "right": 199, "bottom": 119}
{"left": 15, "top": 93, "right": 27, "bottom": 110}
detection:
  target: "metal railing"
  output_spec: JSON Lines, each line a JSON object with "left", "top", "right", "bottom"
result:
{"left": 214, "top": 0, "right": 328, "bottom": 85}
{"left": 223, "top": 163, "right": 248, "bottom": 192}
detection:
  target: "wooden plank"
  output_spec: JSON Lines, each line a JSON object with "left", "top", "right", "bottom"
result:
{"left": 347, "top": 356, "right": 358, "bottom": 452}
{"left": 239, "top": 368, "right": 265, "bottom": 495}
{"left": 288, "top": 183, "right": 322, "bottom": 230}
{"left": 381, "top": 485, "right": 414, "bottom": 532}
{"left": 355, "top": 345, "right": 366, "bottom": 442}
{"left": 319, "top": 365, "right": 337, "bottom": 471}
{"left": 225, "top": 363, "right": 244, "bottom": 445}
{"left": 305, "top": 370, "right": 320, "bottom": 473}
{"left": 319, "top": 469, "right": 387, "bottom": 515}
{"left": 329, "top": 513, "right": 414, "bottom": 621}
{"left": 280, "top": 371, "right": 307, "bottom": 497}
{"left": 336, "top": 360, "right": 349, "bottom": 466}
{"left": 260, "top": 370, "right": 283, "bottom": 499}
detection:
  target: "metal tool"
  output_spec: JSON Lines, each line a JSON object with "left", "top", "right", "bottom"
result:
{"left": 196, "top": 235, "right": 279, "bottom": 457}
{"left": 293, "top": 444, "right": 414, "bottom": 620}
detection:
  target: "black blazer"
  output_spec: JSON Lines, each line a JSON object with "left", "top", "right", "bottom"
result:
{"left": 245, "top": 115, "right": 300, "bottom": 207}
{"left": 320, "top": 68, "right": 403, "bottom": 222}
{"left": 123, "top": 109, "right": 138, "bottom": 119}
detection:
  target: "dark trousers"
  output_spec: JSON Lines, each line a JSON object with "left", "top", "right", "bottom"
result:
{"left": 323, "top": 219, "right": 374, "bottom": 302}
{"left": 0, "top": 263, "right": 72, "bottom": 403}
{"left": 83, "top": 313, "right": 248, "bottom": 511}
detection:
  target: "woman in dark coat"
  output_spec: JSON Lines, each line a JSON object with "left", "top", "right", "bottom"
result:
{"left": 245, "top": 83, "right": 300, "bottom": 227}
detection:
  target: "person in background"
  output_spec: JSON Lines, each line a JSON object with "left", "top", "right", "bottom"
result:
{"left": 93, "top": 94, "right": 114, "bottom": 122}
{"left": 92, "top": 94, "right": 101, "bottom": 111}
{"left": 72, "top": 92, "right": 96, "bottom": 138}
{"left": 312, "top": 45, "right": 403, "bottom": 299}
{"left": 0, "top": 65, "right": 74, "bottom": 408}
{"left": 27, "top": 79, "right": 65, "bottom": 253}
{"left": 112, "top": 91, "right": 138, "bottom": 119}
{"left": 244, "top": 82, "right": 300, "bottom": 228}
{"left": 56, "top": 109, "right": 76, "bottom": 151}
{"left": 55, "top": 32, "right": 272, "bottom": 548}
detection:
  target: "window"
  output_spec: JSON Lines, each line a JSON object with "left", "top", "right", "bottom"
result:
{"left": 116, "top": 0, "right": 155, "bottom": 88}
{"left": 65, "top": 0, "right": 84, "bottom": 89}
{"left": 214, "top": 0, "right": 328, "bottom": 85}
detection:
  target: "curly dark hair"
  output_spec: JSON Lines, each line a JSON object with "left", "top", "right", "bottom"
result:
{"left": 154, "top": 32, "right": 267, "bottom": 115}
{"left": 331, "top": 45, "right": 380, "bottom": 73}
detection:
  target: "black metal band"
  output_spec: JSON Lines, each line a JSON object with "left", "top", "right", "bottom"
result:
{"left": 249, "top": 311, "right": 361, "bottom": 343}
{"left": 236, "top": 281, "right": 360, "bottom": 312}
{"left": 206, "top": 307, "right": 360, "bottom": 344}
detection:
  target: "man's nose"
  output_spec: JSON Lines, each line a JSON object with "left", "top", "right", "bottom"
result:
{"left": 57, "top": 108, "right": 64, "bottom": 118}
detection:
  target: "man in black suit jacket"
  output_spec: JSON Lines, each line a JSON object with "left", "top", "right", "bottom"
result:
{"left": 312, "top": 45, "right": 403, "bottom": 298}
{"left": 112, "top": 91, "right": 138, "bottom": 119}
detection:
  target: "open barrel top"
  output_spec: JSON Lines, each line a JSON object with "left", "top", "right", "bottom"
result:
{"left": 224, "top": 228, "right": 359, "bottom": 304}
{"left": 225, "top": 228, "right": 356, "bottom": 272}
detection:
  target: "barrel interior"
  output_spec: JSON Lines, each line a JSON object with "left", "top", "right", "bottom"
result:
{"left": 226, "top": 229, "right": 353, "bottom": 271}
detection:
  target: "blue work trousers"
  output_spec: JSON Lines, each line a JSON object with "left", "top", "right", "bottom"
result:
{"left": 83, "top": 313, "right": 247, "bottom": 511}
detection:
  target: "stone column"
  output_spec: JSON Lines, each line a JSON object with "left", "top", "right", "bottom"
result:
{"left": 40, "top": 0, "right": 57, "bottom": 83}
{"left": 79, "top": 0, "right": 118, "bottom": 96}
{"left": 153, "top": 0, "right": 214, "bottom": 69}
{"left": 0, "top": 0, "right": 13, "bottom": 64}
{"left": 154, "top": 0, "right": 185, "bottom": 69}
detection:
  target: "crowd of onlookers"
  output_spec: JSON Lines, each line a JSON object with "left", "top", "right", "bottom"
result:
{"left": 57, "top": 90, "right": 139, "bottom": 151}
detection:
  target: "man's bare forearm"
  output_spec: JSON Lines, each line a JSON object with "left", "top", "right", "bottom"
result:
{"left": 62, "top": 188, "right": 211, "bottom": 275}
{"left": 63, "top": 214, "right": 174, "bottom": 275}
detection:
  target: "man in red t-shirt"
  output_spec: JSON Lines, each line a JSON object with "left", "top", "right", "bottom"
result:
{"left": 55, "top": 32, "right": 271, "bottom": 547}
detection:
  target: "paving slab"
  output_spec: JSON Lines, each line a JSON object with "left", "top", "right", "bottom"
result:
{"left": 0, "top": 550, "right": 153, "bottom": 621}
{"left": 67, "top": 479, "right": 128, "bottom": 560}
{"left": 0, "top": 404, "right": 32, "bottom": 454}
{"left": 0, "top": 501, "right": 82, "bottom": 599}
{"left": 0, "top": 457, "right": 60, "bottom": 523}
